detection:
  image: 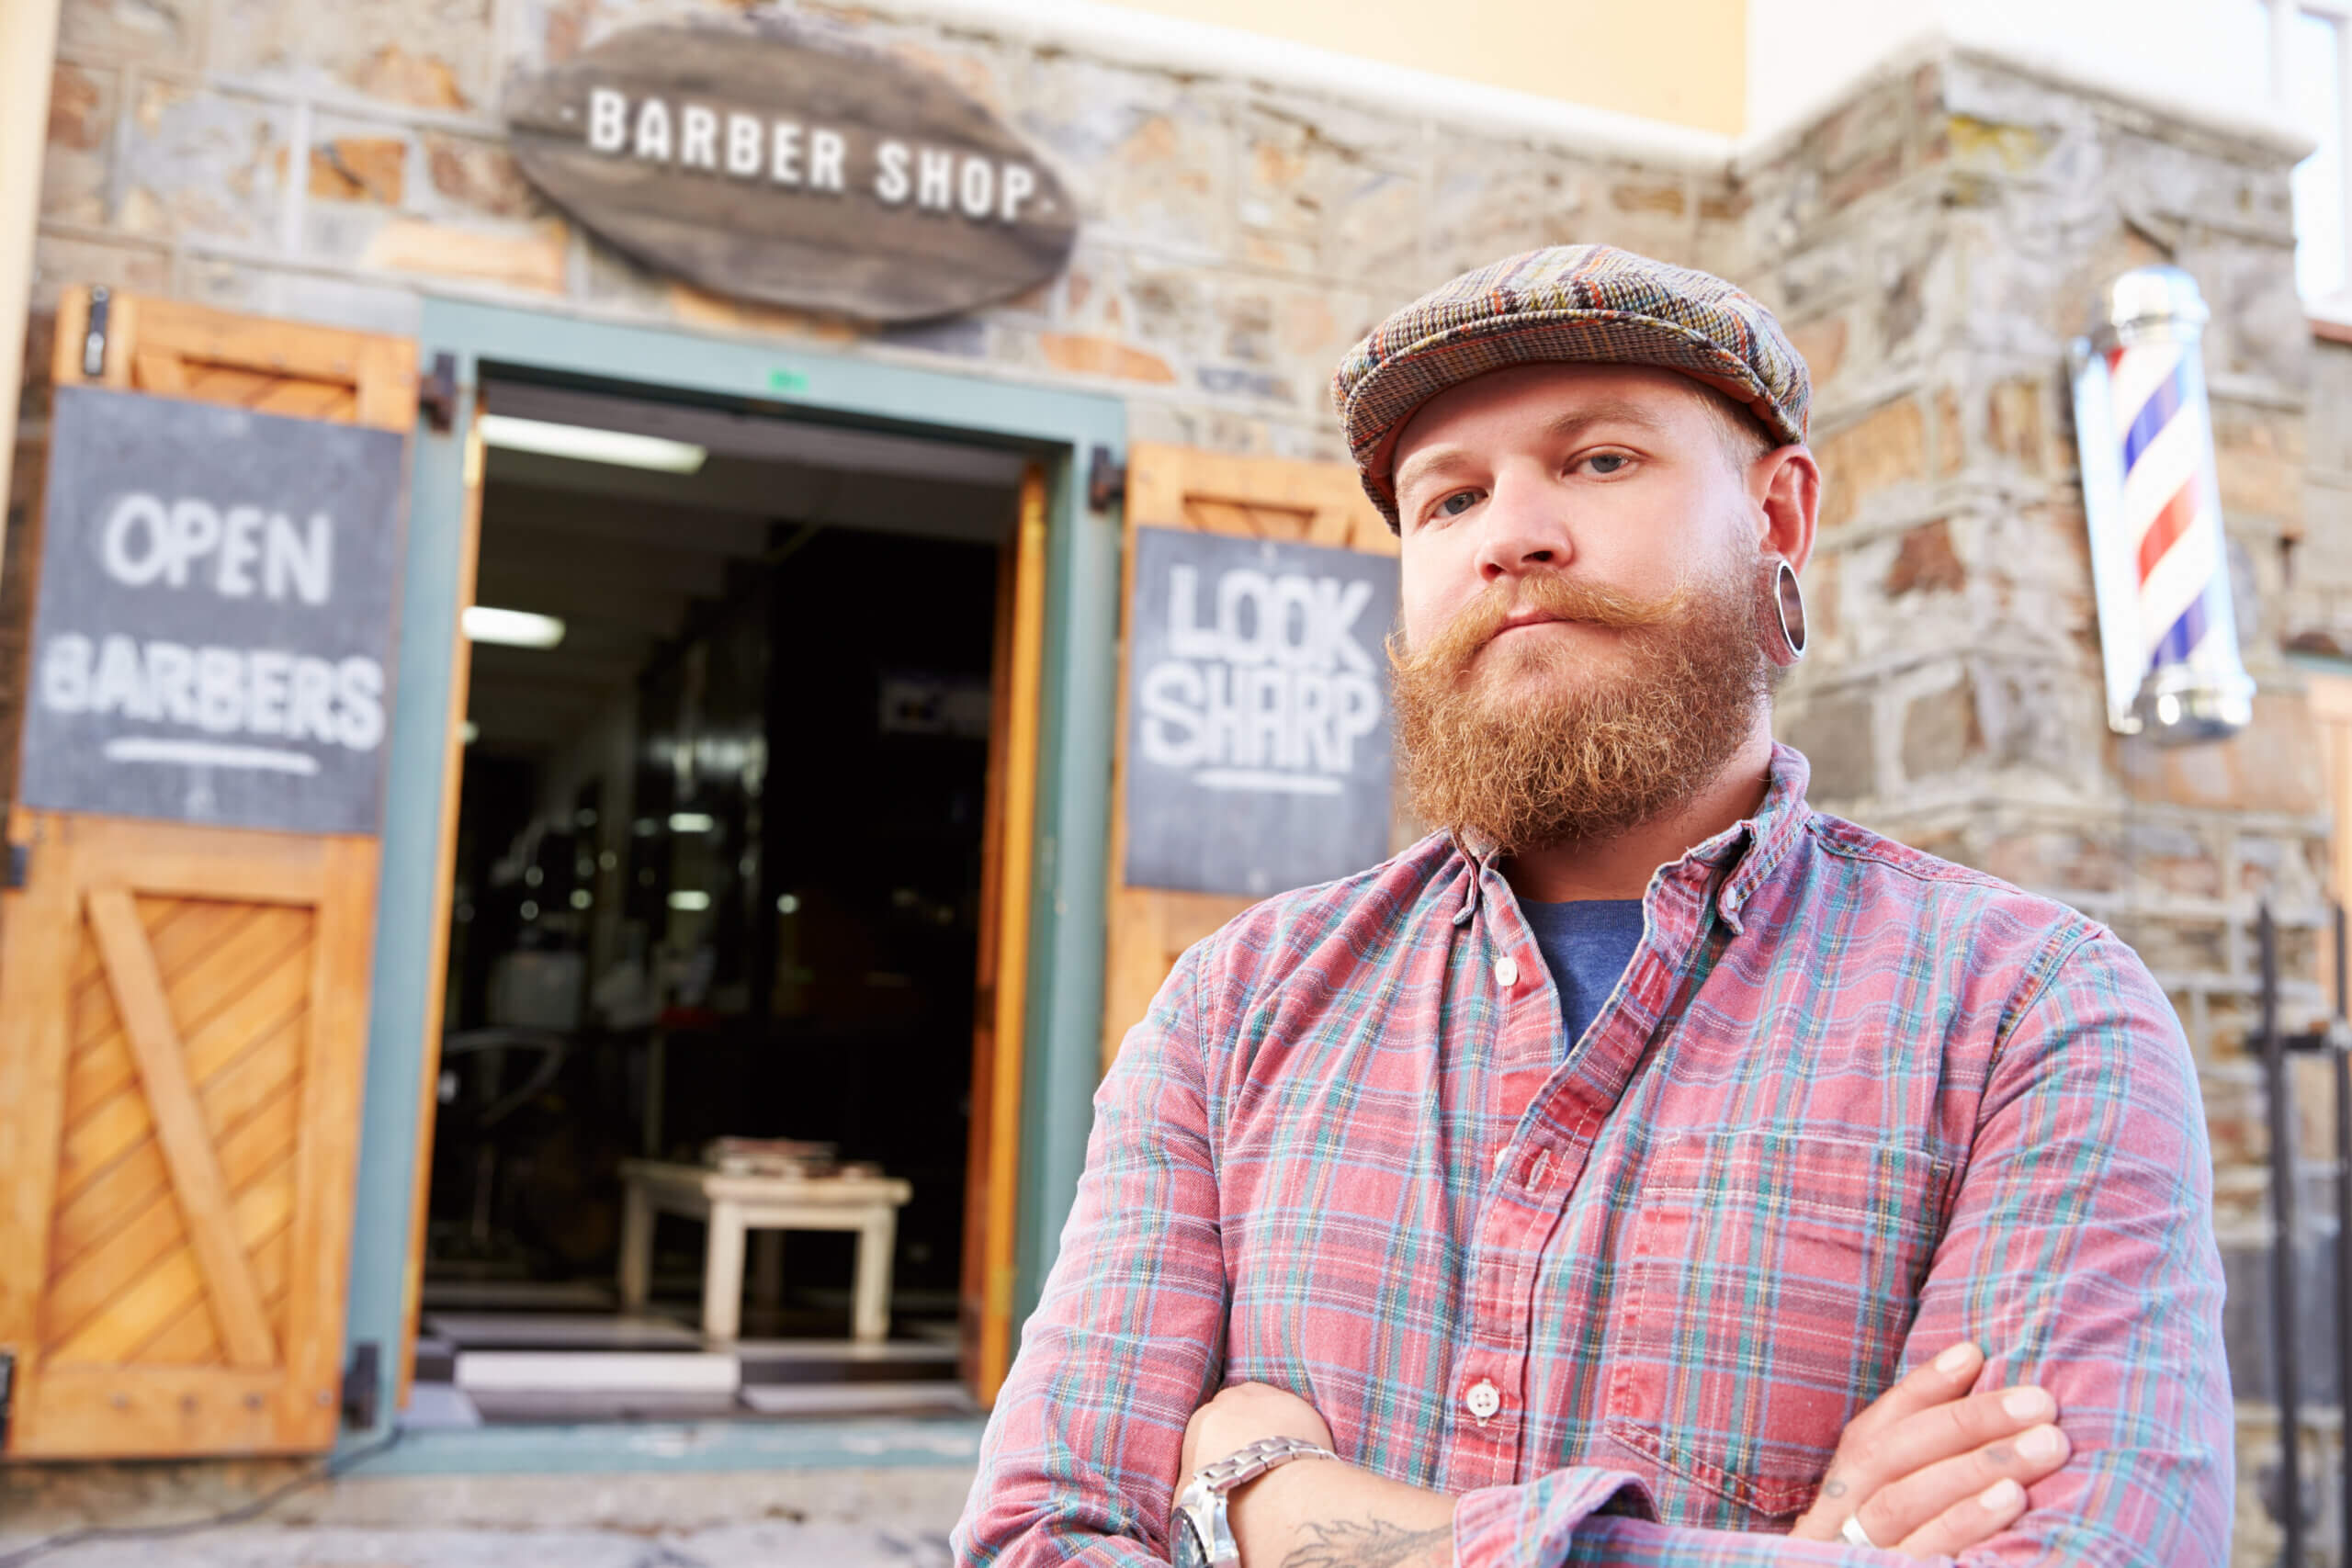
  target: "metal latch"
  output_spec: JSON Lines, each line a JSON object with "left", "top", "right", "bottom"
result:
{"left": 81, "top": 286, "right": 111, "bottom": 379}
{"left": 4, "top": 842, "right": 28, "bottom": 890}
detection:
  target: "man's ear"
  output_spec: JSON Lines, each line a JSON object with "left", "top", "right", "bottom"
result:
{"left": 1752, "top": 445, "right": 1821, "bottom": 574}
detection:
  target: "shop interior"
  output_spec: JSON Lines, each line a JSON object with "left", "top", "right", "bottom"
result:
{"left": 406, "top": 377, "right": 1022, "bottom": 1426}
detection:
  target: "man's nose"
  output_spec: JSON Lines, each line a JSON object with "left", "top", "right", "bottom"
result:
{"left": 1474, "top": 471, "right": 1576, "bottom": 583}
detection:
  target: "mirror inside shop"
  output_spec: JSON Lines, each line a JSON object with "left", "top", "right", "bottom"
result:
{"left": 413, "top": 377, "right": 1020, "bottom": 1425}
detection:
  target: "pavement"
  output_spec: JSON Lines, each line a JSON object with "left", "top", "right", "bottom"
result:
{"left": 0, "top": 1465, "right": 976, "bottom": 1568}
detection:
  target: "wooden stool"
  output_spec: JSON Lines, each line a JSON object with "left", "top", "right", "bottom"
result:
{"left": 616, "top": 1159, "right": 913, "bottom": 1345}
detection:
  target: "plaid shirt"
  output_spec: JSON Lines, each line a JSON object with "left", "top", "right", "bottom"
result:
{"left": 955, "top": 745, "right": 2231, "bottom": 1565}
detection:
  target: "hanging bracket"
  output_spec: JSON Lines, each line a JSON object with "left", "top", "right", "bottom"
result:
{"left": 1087, "top": 446, "right": 1125, "bottom": 513}
{"left": 419, "top": 353, "right": 460, "bottom": 434}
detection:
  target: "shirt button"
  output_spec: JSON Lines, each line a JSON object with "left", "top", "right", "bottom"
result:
{"left": 1493, "top": 954, "right": 1519, "bottom": 988}
{"left": 1464, "top": 1379, "right": 1501, "bottom": 1420}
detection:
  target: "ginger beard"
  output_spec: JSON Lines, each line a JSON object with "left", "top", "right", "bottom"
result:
{"left": 1389, "top": 545, "right": 1772, "bottom": 853}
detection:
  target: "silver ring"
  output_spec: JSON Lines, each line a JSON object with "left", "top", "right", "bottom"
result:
{"left": 1839, "top": 1513, "right": 1880, "bottom": 1549}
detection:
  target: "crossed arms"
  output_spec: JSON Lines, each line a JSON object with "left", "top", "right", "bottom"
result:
{"left": 952, "top": 931, "right": 2233, "bottom": 1566}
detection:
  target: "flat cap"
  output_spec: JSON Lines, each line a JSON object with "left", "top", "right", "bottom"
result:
{"left": 1331, "top": 244, "right": 1812, "bottom": 525}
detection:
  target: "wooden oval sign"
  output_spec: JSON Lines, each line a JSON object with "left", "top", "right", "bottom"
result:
{"left": 505, "top": 19, "right": 1080, "bottom": 322}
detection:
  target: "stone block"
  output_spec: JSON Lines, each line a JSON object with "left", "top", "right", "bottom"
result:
{"left": 1814, "top": 396, "right": 1928, "bottom": 531}
{"left": 43, "top": 62, "right": 116, "bottom": 227}
{"left": 2309, "top": 339, "right": 2352, "bottom": 477}
{"left": 2214, "top": 399, "right": 2307, "bottom": 527}
{"left": 667, "top": 282, "right": 863, "bottom": 347}
{"left": 1929, "top": 385, "right": 1963, "bottom": 479}
{"left": 2117, "top": 691, "right": 2325, "bottom": 817}
{"left": 1884, "top": 519, "right": 1964, "bottom": 597}
{"left": 1982, "top": 828, "right": 2128, "bottom": 896}
{"left": 361, "top": 216, "right": 570, "bottom": 294}
{"left": 1036, "top": 331, "right": 1176, "bottom": 384}
{"left": 1900, "top": 673, "right": 1981, "bottom": 782}
{"left": 1781, "top": 692, "right": 1873, "bottom": 801}
{"left": 1985, "top": 376, "right": 2050, "bottom": 476}
{"left": 61, "top": 0, "right": 198, "bottom": 63}
{"left": 28, "top": 231, "right": 168, "bottom": 315}
{"left": 422, "top": 135, "right": 542, "bottom": 221}
{"left": 309, "top": 135, "right": 408, "bottom": 206}
{"left": 1784, "top": 312, "right": 1848, "bottom": 391}
{"left": 1423, "top": 149, "right": 1595, "bottom": 283}
{"left": 118, "top": 81, "right": 290, "bottom": 244}
{"left": 213, "top": 0, "right": 494, "bottom": 111}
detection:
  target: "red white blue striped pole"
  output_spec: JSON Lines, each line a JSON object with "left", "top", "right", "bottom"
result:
{"left": 2070, "top": 266, "right": 2254, "bottom": 743}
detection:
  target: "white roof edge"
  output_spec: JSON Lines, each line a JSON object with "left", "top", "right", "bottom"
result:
{"left": 857, "top": 0, "right": 1737, "bottom": 172}
{"left": 1736, "top": 22, "right": 2314, "bottom": 170}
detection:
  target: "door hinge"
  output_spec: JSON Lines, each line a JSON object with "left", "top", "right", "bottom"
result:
{"left": 1087, "top": 445, "right": 1125, "bottom": 513}
{"left": 81, "top": 286, "right": 111, "bottom": 380}
{"left": 341, "top": 1341, "right": 380, "bottom": 1429}
{"left": 420, "top": 352, "right": 459, "bottom": 434}
{"left": 0, "top": 1348, "right": 16, "bottom": 1449}
{"left": 4, "top": 842, "right": 29, "bottom": 889}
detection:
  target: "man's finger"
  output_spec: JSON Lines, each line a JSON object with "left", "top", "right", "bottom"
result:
{"left": 1862, "top": 1422, "right": 2067, "bottom": 1549}
{"left": 1892, "top": 1477, "right": 2028, "bottom": 1558}
{"left": 1840, "top": 1342, "right": 1984, "bottom": 1447}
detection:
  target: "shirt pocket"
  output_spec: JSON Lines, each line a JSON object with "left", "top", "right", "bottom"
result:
{"left": 1602, "top": 1132, "right": 1951, "bottom": 1525}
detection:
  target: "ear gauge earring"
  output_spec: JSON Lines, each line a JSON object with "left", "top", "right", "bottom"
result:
{"left": 1758, "top": 556, "right": 1808, "bottom": 667}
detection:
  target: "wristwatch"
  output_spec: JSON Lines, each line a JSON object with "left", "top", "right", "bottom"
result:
{"left": 1170, "top": 1436, "right": 1340, "bottom": 1567}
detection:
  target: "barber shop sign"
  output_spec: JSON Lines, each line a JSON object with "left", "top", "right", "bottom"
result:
{"left": 504, "top": 18, "right": 1080, "bottom": 321}
{"left": 1124, "top": 529, "right": 1400, "bottom": 897}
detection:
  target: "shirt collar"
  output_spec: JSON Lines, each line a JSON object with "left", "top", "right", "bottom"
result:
{"left": 1447, "top": 741, "right": 1815, "bottom": 934}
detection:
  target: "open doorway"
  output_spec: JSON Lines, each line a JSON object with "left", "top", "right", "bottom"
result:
{"left": 408, "top": 378, "right": 1024, "bottom": 1426}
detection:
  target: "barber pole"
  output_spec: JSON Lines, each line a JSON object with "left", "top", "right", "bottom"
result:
{"left": 2069, "top": 266, "right": 2254, "bottom": 742}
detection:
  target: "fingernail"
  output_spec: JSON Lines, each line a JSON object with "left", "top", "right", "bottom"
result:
{"left": 2001, "top": 1386, "right": 2052, "bottom": 1421}
{"left": 1935, "top": 1342, "right": 1979, "bottom": 1374}
{"left": 2018, "top": 1425, "right": 2064, "bottom": 1461}
{"left": 1981, "top": 1478, "right": 2024, "bottom": 1511}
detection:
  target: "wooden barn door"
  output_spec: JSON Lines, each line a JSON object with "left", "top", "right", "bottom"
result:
{"left": 0, "top": 288, "right": 414, "bottom": 1457}
{"left": 1101, "top": 447, "right": 1396, "bottom": 1071}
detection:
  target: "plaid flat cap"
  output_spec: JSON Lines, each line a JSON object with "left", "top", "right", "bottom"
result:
{"left": 1331, "top": 244, "right": 1812, "bottom": 525}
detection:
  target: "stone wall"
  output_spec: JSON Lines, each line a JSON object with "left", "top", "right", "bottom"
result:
{"left": 17, "top": 3, "right": 2350, "bottom": 1561}
{"left": 1749, "top": 50, "right": 2329, "bottom": 1563}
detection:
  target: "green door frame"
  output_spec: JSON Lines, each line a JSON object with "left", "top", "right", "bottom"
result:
{"left": 338, "top": 297, "right": 1125, "bottom": 1447}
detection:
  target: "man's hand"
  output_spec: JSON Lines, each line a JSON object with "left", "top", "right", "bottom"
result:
{"left": 1790, "top": 1342, "right": 2071, "bottom": 1557}
{"left": 1180, "top": 1381, "right": 1337, "bottom": 1480}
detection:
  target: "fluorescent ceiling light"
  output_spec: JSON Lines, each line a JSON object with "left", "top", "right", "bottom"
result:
{"left": 481, "top": 413, "right": 707, "bottom": 473}
{"left": 668, "top": 811, "right": 715, "bottom": 833}
{"left": 668, "top": 890, "right": 712, "bottom": 912}
{"left": 463, "top": 606, "right": 566, "bottom": 649}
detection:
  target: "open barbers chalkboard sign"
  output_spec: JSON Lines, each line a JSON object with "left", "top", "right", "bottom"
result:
{"left": 20, "top": 385, "right": 408, "bottom": 834}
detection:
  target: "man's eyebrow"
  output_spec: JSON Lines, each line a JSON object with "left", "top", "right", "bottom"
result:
{"left": 1393, "top": 399, "right": 1679, "bottom": 499}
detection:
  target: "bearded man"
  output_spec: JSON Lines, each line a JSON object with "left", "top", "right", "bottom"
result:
{"left": 954, "top": 247, "right": 2230, "bottom": 1566}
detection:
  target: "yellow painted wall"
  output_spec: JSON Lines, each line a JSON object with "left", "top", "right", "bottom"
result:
{"left": 1100, "top": 0, "right": 1747, "bottom": 134}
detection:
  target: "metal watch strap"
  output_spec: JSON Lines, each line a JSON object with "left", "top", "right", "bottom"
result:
{"left": 1193, "top": 1435, "right": 1340, "bottom": 1497}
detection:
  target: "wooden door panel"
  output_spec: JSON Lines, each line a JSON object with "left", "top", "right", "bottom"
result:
{"left": 0, "top": 288, "right": 406, "bottom": 1458}
{"left": 1101, "top": 446, "right": 1396, "bottom": 1069}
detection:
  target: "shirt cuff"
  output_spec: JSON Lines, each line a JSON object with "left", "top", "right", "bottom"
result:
{"left": 1453, "top": 1466, "right": 1657, "bottom": 1567}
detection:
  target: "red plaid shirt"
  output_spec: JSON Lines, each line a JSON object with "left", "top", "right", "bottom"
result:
{"left": 955, "top": 745, "right": 2231, "bottom": 1565}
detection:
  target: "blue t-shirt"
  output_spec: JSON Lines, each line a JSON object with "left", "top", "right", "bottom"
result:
{"left": 1519, "top": 897, "right": 1646, "bottom": 1049}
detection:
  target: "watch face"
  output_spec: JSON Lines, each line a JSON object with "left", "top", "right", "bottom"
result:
{"left": 1171, "top": 1513, "right": 1209, "bottom": 1568}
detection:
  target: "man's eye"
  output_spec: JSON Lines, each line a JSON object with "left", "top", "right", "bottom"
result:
{"left": 1434, "top": 490, "right": 1482, "bottom": 518}
{"left": 1583, "top": 453, "right": 1632, "bottom": 476}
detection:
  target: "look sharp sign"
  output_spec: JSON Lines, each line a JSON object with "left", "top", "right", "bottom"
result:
{"left": 20, "top": 386, "right": 407, "bottom": 834}
{"left": 1123, "top": 528, "right": 1399, "bottom": 897}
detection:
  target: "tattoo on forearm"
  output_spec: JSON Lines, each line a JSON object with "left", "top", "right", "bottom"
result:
{"left": 1279, "top": 1519, "right": 1453, "bottom": 1568}
{"left": 1822, "top": 1476, "right": 1849, "bottom": 1499}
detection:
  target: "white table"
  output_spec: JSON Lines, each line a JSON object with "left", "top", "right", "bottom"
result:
{"left": 616, "top": 1159, "right": 913, "bottom": 1345}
